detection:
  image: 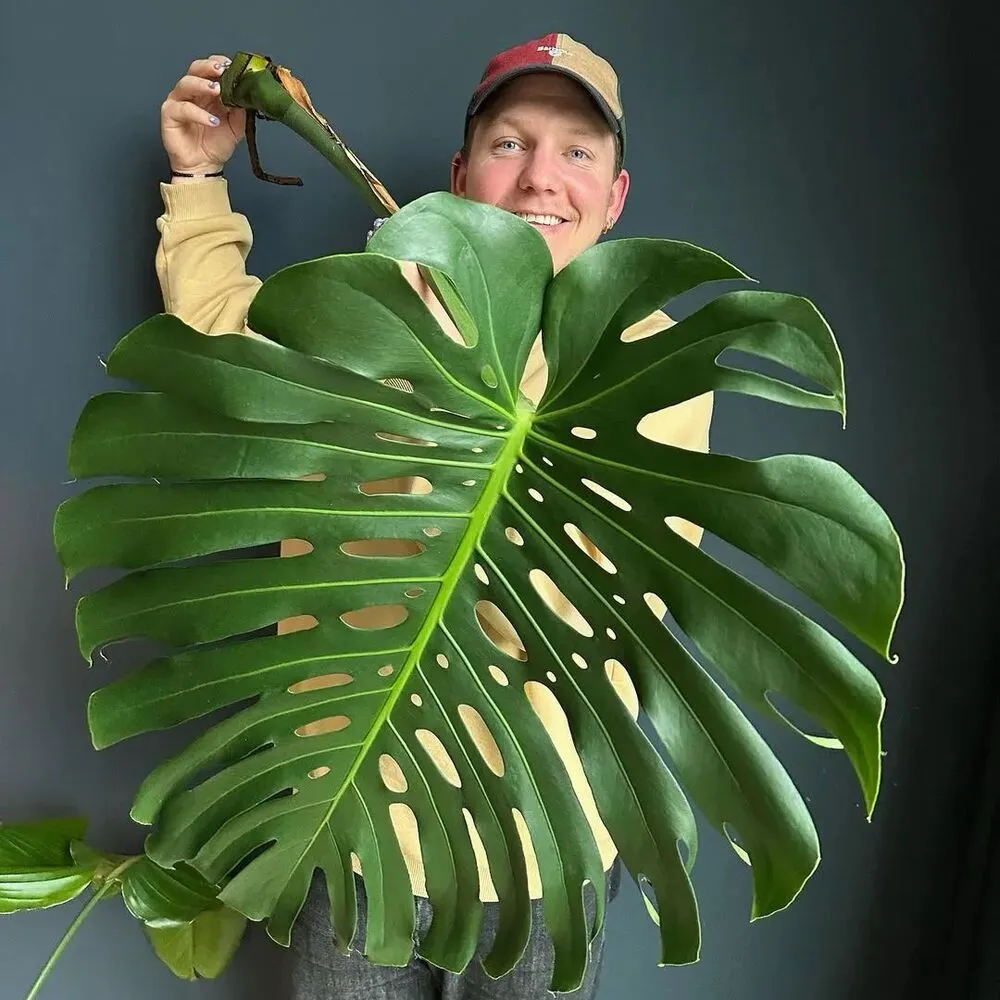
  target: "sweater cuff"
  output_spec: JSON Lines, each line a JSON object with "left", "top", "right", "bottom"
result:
{"left": 159, "top": 177, "right": 234, "bottom": 220}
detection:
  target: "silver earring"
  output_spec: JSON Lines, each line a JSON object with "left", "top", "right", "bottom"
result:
{"left": 604, "top": 217, "right": 615, "bottom": 234}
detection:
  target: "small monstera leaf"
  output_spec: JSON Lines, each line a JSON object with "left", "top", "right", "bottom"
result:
{"left": 53, "top": 192, "right": 903, "bottom": 992}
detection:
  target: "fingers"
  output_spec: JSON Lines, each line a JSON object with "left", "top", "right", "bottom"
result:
{"left": 187, "top": 55, "right": 232, "bottom": 79}
{"left": 162, "top": 98, "right": 222, "bottom": 129}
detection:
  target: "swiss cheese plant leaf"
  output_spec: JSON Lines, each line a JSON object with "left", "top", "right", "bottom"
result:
{"left": 0, "top": 818, "right": 95, "bottom": 912}
{"left": 53, "top": 191, "right": 903, "bottom": 992}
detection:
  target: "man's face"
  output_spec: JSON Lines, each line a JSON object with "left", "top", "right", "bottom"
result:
{"left": 451, "top": 74, "right": 630, "bottom": 274}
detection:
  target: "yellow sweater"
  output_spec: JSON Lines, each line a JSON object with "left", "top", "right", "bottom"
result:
{"left": 154, "top": 177, "right": 713, "bottom": 903}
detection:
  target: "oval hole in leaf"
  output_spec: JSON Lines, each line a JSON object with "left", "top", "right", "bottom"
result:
{"left": 474, "top": 564, "right": 489, "bottom": 585}
{"left": 564, "top": 524, "right": 618, "bottom": 574}
{"left": 571, "top": 427, "right": 597, "bottom": 440}
{"left": 340, "top": 538, "right": 426, "bottom": 558}
{"left": 410, "top": 693, "right": 423, "bottom": 707}
{"left": 458, "top": 704, "right": 505, "bottom": 777}
{"left": 480, "top": 364, "right": 499, "bottom": 388}
{"left": 283, "top": 537, "right": 314, "bottom": 555}
{"left": 505, "top": 526, "right": 524, "bottom": 546}
{"left": 572, "top": 653, "right": 588, "bottom": 669}
{"left": 488, "top": 664, "right": 509, "bottom": 686}
{"left": 643, "top": 592, "right": 668, "bottom": 621}
{"left": 378, "top": 664, "right": 395, "bottom": 677}
{"left": 528, "top": 570, "right": 594, "bottom": 638}
{"left": 340, "top": 605, "right": 409, "bottom": 630}
{"left": 581, "top": 478, "right": 631, "bottom": 511}
{"left": 764, "top": 690, "right": 843, "bottom": 749}
{"left": 542, "top": 456, "right": 554, "bottom": 467}
{"left": 308, "top": 766, "right": 331, "bottom": 779}
{"left": 379, "top": 753, "right": 408, "bottom": 793}
{"left": 376, "top": 431, "right": 438, "bottom": 448}
{"left": 404, "top": 587, "right": 425, "bottom": 599}
{"left": 546, "top": 670, "right": 557, "bottom": 683}
{"left": 436, "top": 653, "right": 449, "bottom": 669}
{"left": 528, "top": 488, "right": 544, "bottom": 502}
{"left": 295, "top": 715, "right": 351, "bottom": 737}
{"left": 475, "top": 601, "right": 528, "bottom": 661}
{"left": 360, "top": 477, "right": 433, "bottom": 496}
{"left": 379, "top": 376, "right": 415, "bottom": 392}
{"left": 423, "top": 526, "right": 442, "bottom": 538}
{"left": 415, "top": 729, "right": 463, "bottom": 787}
{"left": 288, "top": 673, "right": 354, "bottom": 694}
{"left": 605, "top": 659, "right": 639, "bottom": 716}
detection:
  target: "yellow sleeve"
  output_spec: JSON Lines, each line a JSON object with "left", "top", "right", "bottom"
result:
{"left": 154, "top": 178, "right": 262, "bottom": 336}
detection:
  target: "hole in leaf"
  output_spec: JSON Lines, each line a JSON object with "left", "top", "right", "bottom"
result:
{"left": 378, "top": 664, "right": 395, "bottom": 677}
{"left": 723, "top": 822, "right": 752, "bottom": 866}
{"left": 404, "top": 587, "right": 425, "bottom": 599}
{"left": 379, "top": 376, "right": 415, "bottom": 393}
{"left": 643, "top": 592, "right": 668, "bottom": 621}
{"left": 282, "top": 537, "right": 315, "bottom": 555}
{"left": 546, "top": 670, "right": 557, "bottom": 683}
{"left": 462, "top": 479, "right": 477, "bottom": 487}
{"left": 376, "top": 431, "right": 437, "bottom": 448}
{"left": 472, "top": 446, "right": 484, "bottom": 454}
{"left": 613, "top": 594, "right": 626, "bottom": 605}
{"left": 308, "top": 766, "right": 331, "bottom": 779}
{"left": 516, "top": 463, "right": 524, "bottom": 473}
{"left": 542, "top": 456, "right": 554, "bottom": 466}
{"left": 528, "top": 569, "right": 594, "bottom": 638}
{"left": 505, "top": 526, "right": 524, "bottom": 546}
{"left": 474, "top": 564, "right": 489, "bottom": 586}
{"left": 410, "top": 693, "right": 423, "bottom": 707}
{"left": 764, "top": 690, "right": 843, "bottom": 749}
{"left": 458, "top": 704, "right": 505, "bottom": 777}
{"left": 436, "top": 653, "right": 449, "bottom": 669}
{"left": 423, "top": 526, "right": 442, "bottom": 538}
{"left": 528, "top": 488, "right": 544, "bottom": 502}
{"left": 295, "top": 715, "right": 351, "bottom": 737}
{"left": 288, "top": 673, "right": 354, "bottom": 694}
{"left": 606, "top": 628, "right": 617, "bottom": 640}
{"left": 277, "top": 614, "right": 318, "bottom": 636}
{"left": 581, "top": 478, "right": 631, "bottom": 511}
{"left": 340, "top": 605, "right": 409, "bottom": 630}
{"left": 512, "top": 808, "right": 540, "bottom": 880}
{"left": 572, "top": 653, "right": 588, "bottom": 669}
{"left": 379, "top": 753, "right": 408, "bottom": 793}
{"left": 360, "top": 476, "right": 433, "bottom": 496}
{"left": 571, "top": 427, "right": 597, "bottom": 440}
{"left": 415, "top": 729, "right": 463, "bottom": 787}
{"left": 475, "top": 601, "right": 528, "bottom": 661}
{"left": 605, "top": 659, "right": 639, "bottom": 716}
{"left": 563, "top": 524, "right": 618, "bottom": 574}
{"left": 340, "top": 538, "right": 426, "bottom": 558}
{"left": 388, "top": 803, "right": 422, "bottom": 888}
{"left": 480, "top": 364, "right": 499, "bottom": 388}
{"left": 488, "top": 664, "right": 509, "bottom": 686}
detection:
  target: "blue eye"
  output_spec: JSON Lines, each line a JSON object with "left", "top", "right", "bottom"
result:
{"left": 569, "top": 148, "right": 590, "bottom": 160}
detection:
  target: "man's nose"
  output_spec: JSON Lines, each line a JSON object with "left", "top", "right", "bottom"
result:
{"left": 518, "top": 150, "right": 562, "bottom": 193}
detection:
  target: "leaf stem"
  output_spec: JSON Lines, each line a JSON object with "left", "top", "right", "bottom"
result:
{"left": 24, "top": 882, "right": 113, "bottom": 1000}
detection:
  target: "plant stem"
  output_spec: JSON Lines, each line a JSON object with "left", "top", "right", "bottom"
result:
{"left": 24, "top": 883, "right": 112, "bottom": 1000}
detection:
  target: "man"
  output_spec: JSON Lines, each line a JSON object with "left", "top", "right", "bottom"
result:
{"left": 156, "top": 33, "right": 712, "bottom": 998}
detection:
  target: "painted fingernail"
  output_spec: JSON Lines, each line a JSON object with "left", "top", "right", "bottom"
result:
{"left": 209, "top": 115, "right": 220, "bottom": 126}
{"left": 208, "top": 80, "right": 219, "bottom": 89}
{"left": 214, "top": 62, "right": 224, "bottom": 69}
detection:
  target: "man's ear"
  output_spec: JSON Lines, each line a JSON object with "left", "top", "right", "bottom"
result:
{"left": 607, "top": 167, "right": 631, "bottom": 226}
{"left": 451, "top": 151, "right": 467, "bottom": 197}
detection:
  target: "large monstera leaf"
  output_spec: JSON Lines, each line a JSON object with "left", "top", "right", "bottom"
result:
{"left": 54, "top": 191, "right": 903, "bottom": 992}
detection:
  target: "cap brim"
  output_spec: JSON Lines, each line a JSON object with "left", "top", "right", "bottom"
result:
{"left": 466, "top": 65, "right": 624, "bottom": 157}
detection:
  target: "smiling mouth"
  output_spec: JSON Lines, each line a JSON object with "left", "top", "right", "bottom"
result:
{"left": 511, "top": 211, "right": 568, "bottom": 229}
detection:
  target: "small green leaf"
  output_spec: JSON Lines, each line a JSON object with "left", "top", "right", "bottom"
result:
{"left": 143, "top": 906, "right": 248, "bottom": 980}
{"left": 120, "top": 857, "right": 222, "bottom": 927}
{"left": 0, "top": 818, "right": 96, "bottom": 913}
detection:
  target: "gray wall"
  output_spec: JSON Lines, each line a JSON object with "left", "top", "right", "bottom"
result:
{"left": 1, "top": 1, "right": 990, "bottom": 998}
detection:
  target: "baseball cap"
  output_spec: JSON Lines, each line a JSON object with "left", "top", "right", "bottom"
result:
{"left": 465, "top": 33, "right": 626, "bottom": 165}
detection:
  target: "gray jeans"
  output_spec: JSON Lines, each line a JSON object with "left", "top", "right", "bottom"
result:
{"left": 290, "top": 858, "right": 623, "bottom": 999}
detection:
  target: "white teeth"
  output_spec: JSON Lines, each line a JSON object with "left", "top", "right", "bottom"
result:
{"left": 515, "top": 212, "right": 565, "bottom": 226}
